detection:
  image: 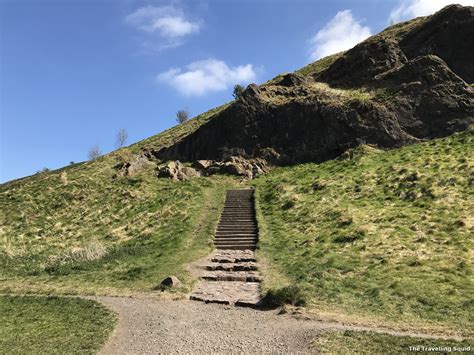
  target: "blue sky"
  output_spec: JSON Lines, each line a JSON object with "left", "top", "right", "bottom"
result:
{"left": 1, "top": 0, "right": 471, "bottom": 182}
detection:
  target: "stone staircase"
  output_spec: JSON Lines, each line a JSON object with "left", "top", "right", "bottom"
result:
{"left": 215, "top": 189, "right": 258, "bottom": 250}
{"left": 190, "top": 189, "right": 262, "bottom": 307}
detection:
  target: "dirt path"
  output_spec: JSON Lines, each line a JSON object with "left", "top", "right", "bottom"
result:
{"left": 93, "top": 296, "right": 462, "bottom": 354}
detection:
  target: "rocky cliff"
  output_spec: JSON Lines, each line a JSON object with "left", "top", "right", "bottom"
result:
{"left": 151, "top": 5, "right": 473, "bottom": 167}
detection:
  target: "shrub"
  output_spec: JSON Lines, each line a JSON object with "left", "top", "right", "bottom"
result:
{"left": 263, "top": 285, "right": 306, "bottom": 307}
{"left": 176, "top": 109, "right": 189, "bottom": 124}
{"left": 233, "top": 84, "right": 244, "bottom": 99}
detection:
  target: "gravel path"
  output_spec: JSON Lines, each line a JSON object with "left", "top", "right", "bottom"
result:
{"left": 94, "top": 296, "right": 464, "bottom": 354}
{"left": 96, "top": 296, "right": 323, "bottom": 354}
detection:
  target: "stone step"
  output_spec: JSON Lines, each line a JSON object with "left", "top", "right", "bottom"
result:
{"left": 190, "top": 281, "right": 260, "bottom": 306}
{"left": 205, "top": 262, "right": 258, "bottom": 271}
{"left": 215, "top": 234, "right": 258, "bottom": 238}
{"left": 217, "top": 227, "right": 256, "bottom": 231}
{"left": 223, "top": 203, "right": 253, "bottom": 205}
{"left": 217, "top": 229, "right": 257, "bottom": 233}
{"left": 202, "top": 271, "right": 262, "bottom": 282}
{"left": 189, "top": 294, "right": 231, "bottom": 305}
{"left": 218, "top": 224, "right": 256, "bottom": 227}
{"left": 222, "top": 210, "right": 253, "bottom": 212}
{"left": 216, "top": 226, "right": 258, "bottom": 234}
{"left": 223, "top": 205, "right": 253, "bottom": 207}
{"left": 219, "top": 217, "right": 256, "bottom": 220}
{"left": 216, "top": 244, "right": 257, "bottom": 250}
{"left": 216, "top": 232, "right": 257, "bottom": 236}
{"left": 220, "top": 213, "right": 255, "bottom": 216}
{"left": 220, "top": 214, "right": 255, "bottom": 216}
{"left": 215, "top": 243, "right": 257, "bottom": 248}
{"left": 224, "top": 203, "right": 253, "bottom": 205}
{"left": 215, "top": 237, "right": 257, "bottom": 242}
{"left": 215, "top": 241, "right": 257, "bottom": 246}
{"left": 211, "top": 256, "right": 257, "bottom": 263}
{"left": 218, "top": 221, "right": 256, "bottom": 224}
{"left": 215, "top": 242, "right": 257, "bottom": 250}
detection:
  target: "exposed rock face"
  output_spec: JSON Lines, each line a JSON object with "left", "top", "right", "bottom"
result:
{"left": 320, "top": 5, "right": 474, "bottom": 87}
{"left": 399, "top": 5, "right": 474, "bottom": 83}
{"left": 151, "top": 5, "right": 473, "bottom": 167}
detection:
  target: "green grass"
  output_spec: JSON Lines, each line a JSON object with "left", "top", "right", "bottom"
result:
{"left": 0, "top": 108, "right": 239, "bottom": 295}
{"left": 253, "top": 129, "right": 474, "bottom": 334}
{"left": 0, "top": 167, "right": 237, "bottom": 294}
{"left": 0, "top": 295, "right": 116, "bottom": 354}
{"left": 311, "top": 330, "right": 472, "bottom": 354}
{"left": 296, "top": 52, "right": 344, "bottom": 77}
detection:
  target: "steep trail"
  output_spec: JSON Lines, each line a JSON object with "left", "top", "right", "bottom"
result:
{"left": 189, "top": 189, "right": 263, "bottom": 306}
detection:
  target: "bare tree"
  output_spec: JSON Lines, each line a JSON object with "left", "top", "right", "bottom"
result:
{"left": 116, "top": 128, "right": 128, "bottom": 148}
{"left": 88, "top": 145, "right": 102, "bottom": 160}
{"left": 176, "top": 109, "right": 189, "bottom": 124}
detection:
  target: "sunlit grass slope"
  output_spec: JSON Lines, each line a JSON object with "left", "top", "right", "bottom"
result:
{"left": 0, "top": 106, "right": 237, "bottom": 295}
{"left": 253, "top": 129, "right": 473, "bottom": 333}
{"left": 1, "top": 295, "right": 116, "bottom": 354}
{"left": 311, "top": 330, "right": 472, "bottom": 354}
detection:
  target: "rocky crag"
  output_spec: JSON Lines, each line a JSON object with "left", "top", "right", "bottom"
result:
{"left": 148, "top": 5, "right": 473, "bottom": 178}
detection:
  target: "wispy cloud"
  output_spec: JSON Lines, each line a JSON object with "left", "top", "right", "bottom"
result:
{"left": 309, "top": 10, "right": 372, "bottom": 60}
{"left": 157, "top": 59, "right": 257, "bottom": 96}
{"left": 125, "top": 5, "right": 200, "bottom": 50}
{"left": 389, "top": 0, "right": 474, "bottom": 23}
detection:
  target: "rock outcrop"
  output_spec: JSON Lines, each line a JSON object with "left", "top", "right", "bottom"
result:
{"left": 156, "top": 156, "right": 269, "bottom": 180}
{"left": 150, "top": 5, "right": 473, "bottom": 167}
{"left": 156, "top": 161, "right": 200, "bottom": 181}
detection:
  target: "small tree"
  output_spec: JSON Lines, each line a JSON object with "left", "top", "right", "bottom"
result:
{"left": 116, "top": 128, "right": 128, "bottom": 148}
{"left": 88, "top": 145, "right": 102, "bottom": 160}
{"left": 176, "top": 109, "right": 189, "bottom": 124}
{"left": 233, "top": 84, "right": 244, "bottom": 100}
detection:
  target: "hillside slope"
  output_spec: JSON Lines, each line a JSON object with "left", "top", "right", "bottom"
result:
{"left": 253, "top": 128, "right": 473, "bottom": 334}
{"left": 0, "top": 105, "right": 238, "bottom": 295}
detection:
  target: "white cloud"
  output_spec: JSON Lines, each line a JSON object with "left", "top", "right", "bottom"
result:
{"left": 157, "top": 59, "right": 257, "bottom": 96}
{"left": 390, "top": 0, "right": 474, "bottom": 23}
{"left": 309, "top": 10, "right": 372, "bottom": 60}
{"left": 126, "top": 5, "right": 200, "bottom": 38}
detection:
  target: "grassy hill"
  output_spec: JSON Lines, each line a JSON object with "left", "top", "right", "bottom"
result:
{"left": 253, "top": 128, "right": 473, "bottom": 335}
{"left": 0, "top": 105, "right": 239, "bottom": 295}
{"left": 1, "top": 9, "right": 473, "bottom": 349}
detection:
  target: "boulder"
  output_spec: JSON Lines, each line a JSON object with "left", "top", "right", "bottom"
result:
{"left": 114, "top": 155, "right": 150, "bottom": 177}
{"left": 156, "top": 161, "right": 200, "bottom": 181}
{"left": 192, "top": 160, "right": 213, "bottom": 170}
{"left": 156, "top": 276, "right": 181, "bottom": 290}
